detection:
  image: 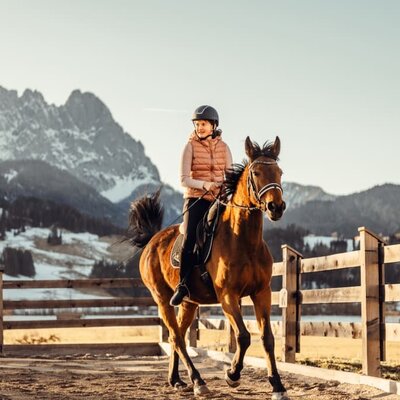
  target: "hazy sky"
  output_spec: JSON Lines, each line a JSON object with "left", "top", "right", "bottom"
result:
{"left": 1, "top": 0, "right": 399, "bottom": 195}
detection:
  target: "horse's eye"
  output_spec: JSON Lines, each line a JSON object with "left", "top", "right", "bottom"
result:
{"left": 253, "top": 171, "right": 260, "bottom": 177}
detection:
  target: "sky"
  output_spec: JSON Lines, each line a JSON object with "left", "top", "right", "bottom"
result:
{"left": 1, "top": 0, "right": 399, "bottom": 195}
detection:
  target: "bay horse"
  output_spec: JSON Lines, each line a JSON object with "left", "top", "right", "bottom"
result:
{"left": 128, "top": 136, "right": 288, "bottom": 399}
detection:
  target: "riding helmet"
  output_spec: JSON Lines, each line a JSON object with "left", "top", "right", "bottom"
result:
{"left": 192, "top": 105, "right": 219, "bottom": 127}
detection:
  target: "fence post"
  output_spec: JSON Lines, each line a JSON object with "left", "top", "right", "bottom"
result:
{"left": 281, "top": 245, "right": 302, "bottom": 363}
{"left": 359, "top": 227, "right": 384, "bottom": 377}
{"left": 0, "top": 264, "right": 3, "bottom": 353}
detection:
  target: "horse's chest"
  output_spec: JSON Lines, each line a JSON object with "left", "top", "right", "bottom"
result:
{"left": 224, "top": 263, "right": 267, "bottom": 294}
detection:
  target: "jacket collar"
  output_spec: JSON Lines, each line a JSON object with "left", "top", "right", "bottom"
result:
{"left": 189, "top": 132, "right": 221, "bottom": 147}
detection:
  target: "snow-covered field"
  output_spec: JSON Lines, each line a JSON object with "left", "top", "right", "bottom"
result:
{"left": 304, "top": 234, "right": 355, "bottom": 252}
{"left": 0, "top": 227, "right": 117, "bottom": 301}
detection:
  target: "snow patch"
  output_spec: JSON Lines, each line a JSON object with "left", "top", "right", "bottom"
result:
{"left": 101, "top": 172, "right": 158, "bottom": 202}
{"left": 3, "top": 169, "right": 18, "bottom": 183}
{"left": 0, "top": 227, "right": 116, "bottom": 300}
{"left": 304, "top": 235, "right": 355, "bottom": 252}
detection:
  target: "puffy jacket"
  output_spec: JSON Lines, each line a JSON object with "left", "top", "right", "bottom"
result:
{"left": 185, "top": 134, "right": 229, "bottom": 201}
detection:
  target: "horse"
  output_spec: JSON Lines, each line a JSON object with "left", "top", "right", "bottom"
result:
{"left": 127, "top": 136, "right": 288, "bottom": 399}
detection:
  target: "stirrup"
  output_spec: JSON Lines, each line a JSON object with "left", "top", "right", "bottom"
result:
{"left": 170, "top": 284, "right": 190, "bottom": 306}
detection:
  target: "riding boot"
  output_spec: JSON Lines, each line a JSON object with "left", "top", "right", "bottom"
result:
{"left": 170, "top": 249, "right": 193, "bottom": 306}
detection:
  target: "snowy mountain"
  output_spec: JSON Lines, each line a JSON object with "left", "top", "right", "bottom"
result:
{"left": 0, "top": 86, "right": 161, "bottom": 203}
{"left": 282, "top": 182, "right": 336, "bottom": 209}
{"left": 0, "top": 85, "right": 184, "bottom": 225}
{"left": 0, "top": 159, "right": 127, "bottom": 227}
{"left": 277, "top": 183, "right": 400, "bottom": 236}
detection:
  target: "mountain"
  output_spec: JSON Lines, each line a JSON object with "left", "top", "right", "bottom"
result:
{"left": 0, "top": 159, "right": 126, "bottom": 227}
{"left": 277, "top": 183, "right": 400, "bottom": 237}
{"left": 282, "top": 182, "right": 336, "bottom": 209}
{"left": 0, "top": 86, "right": 183, "bottom": 223}
{"left": 0, "top": 86, "right": 167, "bottom": 200}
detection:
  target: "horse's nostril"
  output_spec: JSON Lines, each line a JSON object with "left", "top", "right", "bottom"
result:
{"left": 282, "top": 201, "right": 286, "bottom": 211}
{"left": 267, "top": 202, "right": 276, "bottom": 212}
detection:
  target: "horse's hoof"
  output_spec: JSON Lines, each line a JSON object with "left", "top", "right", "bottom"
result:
{"left": 194, "top": 384, "right": 210, "bottom": 396}
{"left": 224, "top": 370, "right": 240, "bottom": 387}
{"left": 271, "top": 392, "right": 290, "bottom": 400}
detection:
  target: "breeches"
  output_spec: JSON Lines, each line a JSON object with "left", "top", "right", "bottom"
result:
{"left": 180, "top": 197, "right": 211, "bottom": 280}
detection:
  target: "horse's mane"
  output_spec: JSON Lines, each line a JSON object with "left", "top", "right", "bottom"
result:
{"left": 220, "top": 140, "right": 279, "bottom": 201}
{"left": 220, "top": 160, "right": 248, "bottom": 201}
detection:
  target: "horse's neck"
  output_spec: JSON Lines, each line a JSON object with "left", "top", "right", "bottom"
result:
{"left": 221, "top": 173, "right": 264, "bottom": 245}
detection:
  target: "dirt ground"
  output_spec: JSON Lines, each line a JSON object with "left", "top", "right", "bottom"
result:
{"left": 0, "top": 353, "right": 399, "bottom": 400}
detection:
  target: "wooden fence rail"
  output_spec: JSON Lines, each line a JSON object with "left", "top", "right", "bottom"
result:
{"left": 0, "top": 226, "right": 399, "bottom": 379}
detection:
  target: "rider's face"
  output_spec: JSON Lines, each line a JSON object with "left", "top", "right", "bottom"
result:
{"left": 194, "top": 120, "right": 214, "bottom": 138}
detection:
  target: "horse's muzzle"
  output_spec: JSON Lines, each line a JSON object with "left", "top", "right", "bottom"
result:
{"left": 267, "top": 200, "right": 286, "bottom": 221}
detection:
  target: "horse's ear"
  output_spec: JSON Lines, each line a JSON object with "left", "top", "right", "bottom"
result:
{"left": 245, "top": 136, "right": 255, "bottom": 160}
{"left": 272, "top": 136, "right": 281, "bottom": 158}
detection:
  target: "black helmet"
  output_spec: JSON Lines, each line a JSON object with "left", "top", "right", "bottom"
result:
{"left": 192, "top": 105, "right": 219, "bottom": 127}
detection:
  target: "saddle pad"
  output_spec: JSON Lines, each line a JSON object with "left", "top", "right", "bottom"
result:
{"left": 170, "top": 234, "right": 184, "bottom": 268}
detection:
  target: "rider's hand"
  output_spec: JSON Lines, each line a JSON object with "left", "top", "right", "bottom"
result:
{"left": 203, "top": 181, "right": 217, "bottom": 191}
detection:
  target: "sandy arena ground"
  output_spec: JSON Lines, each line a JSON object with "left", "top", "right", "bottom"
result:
{"left": 1, "top": 328, "right": 399, "bottom": 399}
{"left": 0, "top": 353, "right": 399, "bottom": 400}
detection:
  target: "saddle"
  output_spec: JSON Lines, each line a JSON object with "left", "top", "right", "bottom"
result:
{"left": 170, "top": 201, "right": 224, "bottom": 291}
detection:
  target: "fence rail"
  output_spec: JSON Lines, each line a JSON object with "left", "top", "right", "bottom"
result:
{"left": 0, "top": 226, "right": 399, "bottom": 379}
{"left": 3, "top": 278, "right": 144, "bottom": 290}
{"left": 4, "top": 297, "right": 156, "bottom": 310}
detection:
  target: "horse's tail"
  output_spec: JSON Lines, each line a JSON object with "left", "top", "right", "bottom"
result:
{"left": 127, "top": 189, "right": 164, "bottom": 248}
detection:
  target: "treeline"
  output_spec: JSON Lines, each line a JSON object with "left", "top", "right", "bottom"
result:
{"left": 90, "top": 254, "right": 150, "bottom": 297}
{"left": 1, "top": 247, "right": 35, "bottom": 277}
{"left": 264, "top": 223, "right": 400, "bottom": 261}
{"left": 0, "top": 196, "right": 123, "bottom": 237}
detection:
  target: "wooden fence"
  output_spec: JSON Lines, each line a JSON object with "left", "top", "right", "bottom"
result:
{"left": 0, "top": 226, "right": 399, "bottom": 379}
{"left": 0, "top": 276, "right": 160, "bottom": 355}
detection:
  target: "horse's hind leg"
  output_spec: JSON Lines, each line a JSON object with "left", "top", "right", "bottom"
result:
{"left": 220, "top": 294, "right": 251, "bottom": 387}
{"left": 168, "top": 301, "right": 199, "bottom": 390}
{"left": 251, "top": 290, "right": 289, "bottom": 400}
{"left": 158, "top": 302, "right": 209, "bottom": 395}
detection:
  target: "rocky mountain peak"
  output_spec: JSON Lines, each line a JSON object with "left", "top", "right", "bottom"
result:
{"left": 282, "top": 182, "right": 336, "bottom": 209}
{"left": 0, "top": 86, "right": 19, "bottom": 109}
{"left": 21, "top": 88, "right": 46, "bottom": 103}
{"left": 0, "top": 86, "right": 162, "bottom": 203}
{"left": 65, "top": 90, "right": 113, "bottom": 130}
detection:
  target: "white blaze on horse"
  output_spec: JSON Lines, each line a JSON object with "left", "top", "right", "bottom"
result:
{"left": 127, "top": 137, "right": 289, "bottom": 399}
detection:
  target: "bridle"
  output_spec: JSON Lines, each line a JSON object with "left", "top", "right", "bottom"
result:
{"left": 214, "top": 158, "right": 283, "bottom": 212}
{"left": 247, "top": 159, "right": 283, "bottom": 211}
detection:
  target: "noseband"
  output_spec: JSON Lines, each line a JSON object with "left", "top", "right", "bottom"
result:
{"left": 247, "top": 159, "right": 283, "bottom": 210}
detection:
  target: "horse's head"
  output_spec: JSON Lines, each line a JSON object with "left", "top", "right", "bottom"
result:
{"left": 245, "top": 136, "right": 286, "bottom": 221}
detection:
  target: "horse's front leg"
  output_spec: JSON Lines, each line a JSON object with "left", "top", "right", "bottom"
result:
{"left": 220, "top": 294, "right": 251, "bottom": 387}
{"left": 168, "top": 301, "right": 199, "bottom": 390}
{"left": 251, "top": 289, "right": 289, "bottom": 400}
